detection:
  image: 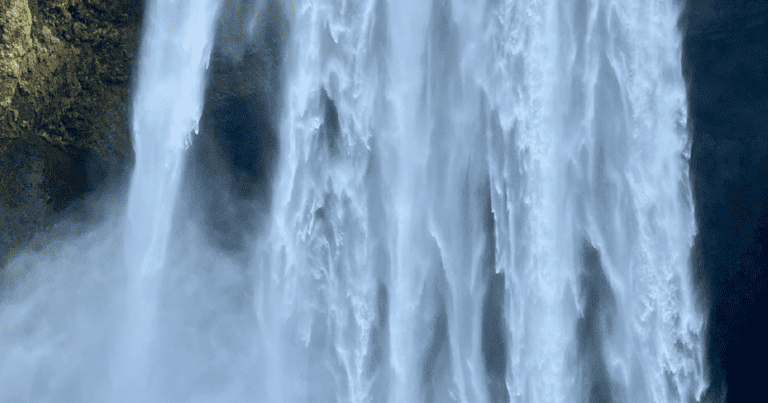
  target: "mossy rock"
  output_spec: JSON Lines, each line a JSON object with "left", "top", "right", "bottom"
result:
{"left": 0, "top": 0, "right": 145, "bottom": 264}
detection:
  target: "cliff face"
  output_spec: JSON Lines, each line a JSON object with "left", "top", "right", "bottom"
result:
{"left": 683, "top": 0, "right": 768, "bottom": 401}
{"left": 0, "top": 0, "right": 144, "bottom": 261}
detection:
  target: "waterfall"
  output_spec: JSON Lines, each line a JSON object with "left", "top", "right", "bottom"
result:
{"left": 0, "top": 0, "right": 708, "bottom": 402}
{"left": 262, "top": 0, "right": 708, "bottom": 401}
{"left": 111, "top": 0, "right": 220, "bottom": 400}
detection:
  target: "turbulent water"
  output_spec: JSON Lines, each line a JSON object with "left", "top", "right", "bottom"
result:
{"left": 0, "top": 0, "right": 708, "bottom": 402}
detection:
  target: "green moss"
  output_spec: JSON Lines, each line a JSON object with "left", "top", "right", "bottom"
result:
{"left": 0, "top": 0, "right": 145, "bottom": 263}
{"left": 0, "top": 0, "right": 33, "bottom": 107}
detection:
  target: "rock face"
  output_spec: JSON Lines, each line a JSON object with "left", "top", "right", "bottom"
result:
{"left": 0, "top": 0, "right": 33, "bottom": 107}
{"left": 683, "top": 0, "right": 768, "bottom": 401}
{"left": 177, "top": 0, "right": 288, "bottom": 252}
{"left": 0, "top": 0, "right": 144, "bottom": 263}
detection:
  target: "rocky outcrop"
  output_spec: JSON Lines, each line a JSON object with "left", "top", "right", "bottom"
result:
{"left": 0, "top": 0, "right": 33, "bottom": 108}
{"left": 0, "top": 0, "right": 144, "bottom": 264}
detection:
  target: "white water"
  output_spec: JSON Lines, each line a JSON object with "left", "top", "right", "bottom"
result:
{"left": 0, "top": 0, "right": 708, "bottom": 402}
{"left": 1, "top": 0, "right": 220, "bottom": 401}
{"left": 113, "top": 0, "right": 220, "bottom": 400}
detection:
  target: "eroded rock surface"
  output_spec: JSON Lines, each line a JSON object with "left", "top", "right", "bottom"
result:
{"left": 0, "top": 0, "right": 144, "bottom": 264}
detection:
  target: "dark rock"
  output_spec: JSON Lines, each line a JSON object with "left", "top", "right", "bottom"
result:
{"left": 176, "top": 0, "right": 288, "bottom": 252}
{"left": 0, "top": 0, "right": 144, "bottom": 266}
{"left": 683, "top": 0, "right": 768, "bottom": 401}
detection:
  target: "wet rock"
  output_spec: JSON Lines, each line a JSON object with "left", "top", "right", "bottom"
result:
{"left": 178, "top": 0, "right": 289, "bottom": 252}
{"left": 0, "top": 0, "right": 144, "bottom": 265}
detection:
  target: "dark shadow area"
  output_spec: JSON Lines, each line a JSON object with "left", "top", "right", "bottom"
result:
{"left": 681, "top": 1, "right": 768, "bottom": 401}
{"left": 480, "top": 177, "right": 510, "bottom": 403}
{"left": 0, "top": 137, "right": 131, "bottom": 270}
{"left": 419, "top": 238, "right": 453, "bottom": 403}
{"left": 177, "top": 0, "right": 288, "bottom": 252}
{"left": 319, "top": 88, "right": 342, "bottom": 158}
{"left": 421, "top": 284, "right": 451, "bottom": 403}
{"left": 366, "top": 281, "right": 390, "bottom": 403}
{"left": 576, "top": 239, "right": 617, "bottom": 403}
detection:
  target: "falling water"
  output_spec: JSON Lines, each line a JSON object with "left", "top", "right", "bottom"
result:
{"left": 0, "top": 0, "right": 708, "bottom": 402}
{"left": 112, "top": 0, "right": 220, "bottom": 400}
{"left": 261, "top": 0, "right": 708, "bottom": 401}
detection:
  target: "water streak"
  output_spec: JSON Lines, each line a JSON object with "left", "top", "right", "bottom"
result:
{"left": 0, "top": 0, "right": 708, "bottom": 402}
{"left": 264, "top": 0, "right": 708, "bottom": 401}
{"left": 112, "top": 0, "right": 220, "bottom": 400}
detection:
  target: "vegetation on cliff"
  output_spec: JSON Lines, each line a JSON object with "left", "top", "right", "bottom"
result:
{"left": 0, "top": 0, "right": 144, "bottom": 262}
